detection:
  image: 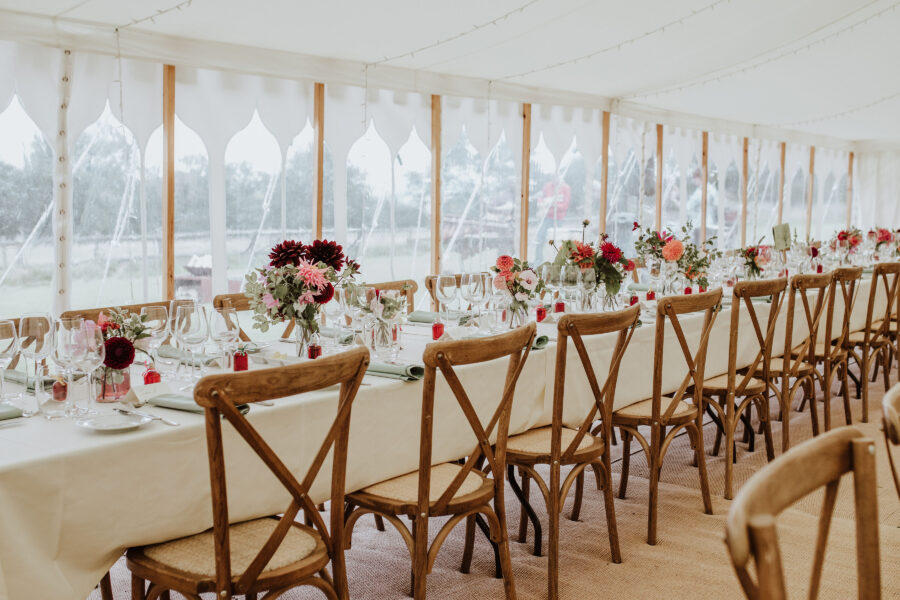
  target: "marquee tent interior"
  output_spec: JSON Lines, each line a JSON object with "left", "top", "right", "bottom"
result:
{"left": 1, "top": 3, "right": 900, "bottom": 600}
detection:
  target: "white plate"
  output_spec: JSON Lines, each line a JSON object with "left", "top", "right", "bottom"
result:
{"left": 77, "top": 413, "right": 152, "bottom": 433}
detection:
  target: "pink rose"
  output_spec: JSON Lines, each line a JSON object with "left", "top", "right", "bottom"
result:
{"left": 493, "top": 273, "right": 508, "bottom": 291}
{"left": 519, "top": 269, "right": 538, "bottom": 291}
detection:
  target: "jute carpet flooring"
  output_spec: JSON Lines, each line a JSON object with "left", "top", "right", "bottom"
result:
{"left": 91, "top": 364, "right": 900, "bottom": 599}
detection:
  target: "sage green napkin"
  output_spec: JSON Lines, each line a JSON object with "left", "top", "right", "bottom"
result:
{"left": 366, "top": 362, "right": 425, "bottom": 381}
{"left": 628, "top": 282, "right": 650, "bottom": 292}
{"left": 0, "top": 404, "right": 23, "bottom": 420}
{"left": 319, "top": 326, "right": 354, "bottom": 345}
{"left": 407, "top": 311, "right": 470, "bottom": 326}
{"left": 148, "top": 393, "right": 249, "bottom": 415}
{"left": 532, "top": 335, "right": 550, "bottom": 350}
{"left": 3, "top": 370, "right": 59, "bottom": 391}
{"left": 157, "top": 346, "right": 220, "bottom": 367}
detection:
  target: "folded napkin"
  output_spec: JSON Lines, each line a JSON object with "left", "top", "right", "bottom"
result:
{"left": 407, "top": 311, "right": 470, "bottom": 326}
{"left": 533, "top": 335, "right": 550, "bottom": 350}
{"left": 3, "top": 370, "right": 60, "bottom": 391}
{"left": 0, "top": 404, "right": 23, "bottom": 420}
{"left": 366, "top": 361, "right": 424, "bottom": 381}
{"left": 628, "top": 282, "right": 650, "bottom": 292}
{"left": 148, "top": 393, "right": 249, "bottom": 415}
{"left": 319, "top": 326, "right": 354, "bottom": 345}
{"left": 157, "top": 346, "right": 221, "bottom": 367}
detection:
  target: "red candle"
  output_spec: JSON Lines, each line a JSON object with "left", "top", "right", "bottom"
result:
{"left": 554, "top": 301, "right": 565, "bottom": 313}
{"left": 629, "top": 295, "right": 639, "bottom": 306}
{"left": 646, "top": 290, "right": 656, "bottom": 301}
{"left": 699, "top": 286, "right": 707, "bottom": 293}
{"left": 307, "top": 344, "right": 322, "bottom": 359}
{"left": 684, "top": 287, "right": 693, "bottom": 295}
{"left": 432, "top": 321, "right": 444, "bottom": 340}
{"left": 816, "top": 264, "right": 823, "bottom": 274}
{"left": 142, "top": 366, "right": 161, "bottom": 385}
{"left": 233, "top": 352, "right": 248, "bottom": 372}
{"left": 52, "top": 379, "right": 67, "bottom": 401}
{"left": 536, "top": 306, "right": 547, "bottom": 322}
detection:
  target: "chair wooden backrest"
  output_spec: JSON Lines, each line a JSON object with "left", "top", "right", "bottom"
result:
{"left": 0, "top": 316, "right": 23, "bottom": 370}
{"left": 424, "top": 274, "right": 461, "bottom": 308}
{"left": 213, "top": 293, "right": 296, "bottom": 342}
{"left": 418, "top": 323, "right": 536, "bottom": 516}
{"left": 365, "top": 279, "right": 417, "bottom": 313}
{"left": 61, "top": 300, "right": 179, "bottom": 324}
{"left": 823, "top": 267, "right": 862, "bottom": 354}
{"left": 554, "top": 305, "right": 640, "bottom": 463}
{"left": 652, "top": 288, "right": 723, "bottom": 425}
{"left": 858, "top": 263, "right": 900, "bottom": 346}
{"left": 192, "top": 346, "right": 370, "bottom": 599}
{"left": 726, "top": 278, "right": 787, "bottom": 396}
{"left": 783, "top": 273, "right": 832, "bottom": 372}
{"left": 725, "top": 427, "right": 880, "bottom": 600}
{"left": 882, "top": 383, "right": 900, "bottom": 500}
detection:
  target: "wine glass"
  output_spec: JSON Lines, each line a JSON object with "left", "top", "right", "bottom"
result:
{"left": 0, "top": 320, "right": 19, "bottom": 406}
{"left": 140, "top": 306, "right": 169, "bottom": 363}
{"left": 173, "top": 303, "right": 208, "bottom": 381}
{"left": 323, "top": 294, "right": 345, "bottom": 350}
{"left": 51, "top": 317, "right": 85, "bottom": 417}
{"left": 209, "top": 307, "right": 240, "bottom": 370}
{"left": 435, "top": 276, "right": 458, "bottom": 321}
{"left": 18, "top": 314, "right": 53, "bottom": 418}
{"left": 75, "top": 322, "right": 105, "bottom": 414}
{"left": 541, "top": 264, "right": 561, "bottom": 304}
{"left": 580, "top": 269, "right": 597, "bottom": 311}
{"left": 460, "top": 273, "right": 486, "bottom": 324}
{"left": 561, "top": 265, "right": 581, "bottom": 312}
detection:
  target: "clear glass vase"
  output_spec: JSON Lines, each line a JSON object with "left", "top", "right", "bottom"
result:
{"left": 294, "top": 324, "right": 313, "bottom": 358}
{"left": 508, "top": 303, "right": 527, "bottom": 329}
{"left": 369, "top": 317, "right": 395, "bottom": 359}
{"left": 97, "top": 368, "right": 131, "bottom": 403}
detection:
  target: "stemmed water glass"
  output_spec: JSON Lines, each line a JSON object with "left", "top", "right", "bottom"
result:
{"left": 580, "top": 269, "right": 597, "bottom": 311}
{"left": 19, "top": 314, "right": 53, "bottom": 418}
{"left": 173, "top": 303, "right": 208, "bottom": 381}
{"left": 140, "top": 306, "right": 169, "bottom": 364}
{"left": 323, "top": 294, "right": 345, "bottom": 350}
{"left": 435, "top": 276, "right": 458, "bottom": 322}
{"left": 541, "top": 264, "right": 561, "bottom": 305}
{"left": 51, "top": 317, "right": 85, "bottom": 417}
{"left": 560, "top": 265, "right": 581, "bottom": 312}
{"left": 75, "top": 322, "right": 105, "bottom": 414}
{"left": 209, "top": 307, "right": 240, "bottom": 370}
{"left": 0, "top": 320, "right": 19, "bottom": 407}
{"left": 460, "top": 273, "right": 486, "bottom": 325}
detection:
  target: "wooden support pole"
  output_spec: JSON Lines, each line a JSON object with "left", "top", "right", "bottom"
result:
{"left": 162, "top": 64, "right": 175, "bottom": 300}
{"left": 655, "top": 123, "right": 663, "bottom": 231}
{"left": 430, "top": 95, "right": 442, "bottom": 276}
{"left": 520, "top": 103, "right": 531, "bottom": 259}
{"left": 701, "top": 131, "right": 709, "bottom": 243}
{"left": 807, "top": 146, "right": 816, "bottom": 241}
{"left": 777, "top": 142, "right": 786, "bottom": 225}
{"left": 599, "top": 111, "right": 610, "bottom": 235}
{"left": 847, "top": 151, "right": 854, "bottom": 227}
{"left": 741, "top": 137, "right": 749, "bottom": 247}
{"left": 312, "top": 82, "right": 325, "bottom": 239}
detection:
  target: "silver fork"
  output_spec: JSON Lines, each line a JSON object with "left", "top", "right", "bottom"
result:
{"left": 115, "top": 407, "right": 180, "bottom": 427}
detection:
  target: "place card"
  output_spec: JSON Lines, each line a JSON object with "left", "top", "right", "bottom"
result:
{"left": 772, "top": 223, "right": 791, "bottom": 251}
{"left": 122, "top": 382, "right": 174, "bottom": 407}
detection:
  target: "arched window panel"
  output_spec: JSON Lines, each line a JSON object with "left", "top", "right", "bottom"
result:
{"left": 527, "top": 134, "right": 558, "bottom": 264}
{"left": 225, "top": 111, "right": 283, "bottom": 288}
{"left": 285, "top": 121, "right": 315, "bottom": 242}
{"left": 746, "top": 139, "right": 781, "bottom": 245}
{"left": 146, "top": 117, "right": 210, "bottom": 302}
{"left": 71, "top": 104, "right": 161, "bottom": 308}
{"left": 783, "top": 143, "right": 810, "bottom": 240}
{"left": 661, "top": 126, "right": 702, "bottom": 240}
{"left": 0, "top": 95, "right": 54, "bottom": 317}
{"left": 5, "top": 42, "right": 61, "bottom": 142}
{"left": 441, "top": 96, "right": 522, "bottom": 174}
{"left": 850, "top": 154, "right": 866, "bottom": 230}
{"left": 811, "top": 148, "right": 849, "bottom": 241}
{"left": 393, "top": 128, "right": 432, "bottom": 297}
{"left": 441, "top": 128, "right": 519, "bottom": 274}
{"left": 69, "top": 52, "right": 118, "bottom": 143}
{"left": 708, "top": 133, "right": 743, "bottom": 250}
{"left": 107, "top": 57, "right": 164, "bottom": 154}
{"left": 605, "top": 115, "right": 656, "bottom": 255}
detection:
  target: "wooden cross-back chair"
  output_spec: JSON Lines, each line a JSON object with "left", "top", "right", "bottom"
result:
{"left": 61, "top": 300, "right": 186, "bottom": 325}
{"left": 425, "top": 274, "right": 462, "bottom": 309}
{"left": 704, "top": 278, "right": 785, "bottom": 500}
{"left": 365, "top": 280, "right": 417, "bottom": 313}
{"left": 612, "top": 288, "right": 722, "bottom": 545}
{"left": 212, "top": 293, "right": 296, "bottom": 342}
{"left": 344, "top": 323, "right": 536, "bottom": 599}
{"left": 725, "top": 427, "right": 880, "bottom": 600}
{"left": 796, "top": 267, "right": 861, "bottom": 433}
{"left": 845, "top": 262, "right": 900, "bottom": 423}
{"left": 882, "top": 383, "right": 900, "bottom": 501}
{"left": 125, "top": 347, "right": 370, "bottom": 600}
{"left": 504, "top": 306, "right": 638, "bottom": 599}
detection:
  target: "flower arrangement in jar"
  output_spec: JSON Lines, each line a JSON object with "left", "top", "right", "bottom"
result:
{"left": 490, "top": 255, "right": 544, "bottom": 328}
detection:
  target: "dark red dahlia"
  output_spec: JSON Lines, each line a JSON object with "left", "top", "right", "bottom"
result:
{"left": 305, "top": 239, "right": 344, "bottom": 270}
{"left": 345, "top": 257, "right": 360, "bottom": 274}
{"left": 104, "top": 336, "right": 135, "bottom": 370}
{"left": 268, "top": 240, "right": 307, "bottom": 267}
{"left": 600, "top": 241, "right": 623, "bottom": 263}
{"left": 313, "top": 282, "right": 335, "bottom": 304}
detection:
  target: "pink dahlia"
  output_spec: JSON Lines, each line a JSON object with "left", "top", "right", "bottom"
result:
{"left": 496, "top": 255, "right": 514, "bottom": 271}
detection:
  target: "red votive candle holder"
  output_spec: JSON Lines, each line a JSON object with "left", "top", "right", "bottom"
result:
{"left": 536, "top": 306, "right": 547, "bottom": 322}
{"left": 233, "top": 352, "right": 248, "bottom": 372}
{"left": 646, "top": 290, "right": 656, "bottom": 301}
{"left": 554, "top": 301, "right": 565, "bottom": 313}
{"left": 142, "top": 366, "right": 161, "bottom": 385}
{"left": 699, "top": 286, "right": 707, "bottom": 293}
{"left": 684, "top": 287, "right": 693, "bottom": 295}
{"left": 432, "top": 321, "right": 444, "bottom": 340}
{"left": 52, "top": 379, "right": 67, "bottom": 402}
{"left": 816, "top": 264, "right": 823, "bottom": 273}
{"left": 629, "top": 295, "right": 639, "bottom": 306}
{"left": 307, "top": 344, "right": 322, "bottom": 360}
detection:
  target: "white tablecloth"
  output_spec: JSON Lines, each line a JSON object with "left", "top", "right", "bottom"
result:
{"left": 0, "top": 276, "right": 887, "bottom": 599}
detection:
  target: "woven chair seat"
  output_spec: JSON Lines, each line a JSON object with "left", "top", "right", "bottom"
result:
{"left": 847, "top": 330, "right": 889, "bottom": 345}
{"left": 506, "top": 426, "right": 602, "bottom": 460}
{"left": 358, "top": 463, "right": 489, "bottom": 505}
{"left": 701, "top": 373, "right": 767, "bottom": 395}
{"left": 752, "top": 356, "right": 814, "bottom": 377}
{"left": 134, "top": 518, "right": 322, "bottom": 579}
{"left": 791, "top": 342, "right": 847, "bottom": 361}
{"left": 613, "top": 397, "right": 696, "bottom": 425}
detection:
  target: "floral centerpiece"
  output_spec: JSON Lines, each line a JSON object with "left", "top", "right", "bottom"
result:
{"left": 740, "top": 241, "right": 766, "bottom": 279}
{"left": 633, "top": 222, "right": 676, "bottom": 261}
{"left": 551, "top": 220, "right": 634, "bottom": 308}
{"left": 871, "top": 228, "right": 893, "bottom": 251}
{"left": 95, "top": 308, "right": 152, "bottom": 401}
{"left": 490, "top": 255, "right": 543, "bottom": 328}
{"left": 356, "top": 287, "right": 407, "bottom": 357}
{"left": 834, "top": 227, "right": 863, "bottom": 250}
{"left": 244, "top": 239, "right": 359, "bottom": 355}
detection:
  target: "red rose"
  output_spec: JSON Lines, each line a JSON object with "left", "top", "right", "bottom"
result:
{"left": 103, "top": 336, "right": 135, "bottom": 370}
{"left": 600, "top": 241, "right": 623, "bottom": 263}
{"left": 837, "top": 231, "right": 848, "bottom": 242}
{"left": 313, "top": 283, "right": 335, "bottom": 304}
{"left": 632, "top": 221, "right": 640, "bottom": 231}
{"left": 625, "top": 259, "right": 635, "bottom": 272}
{"left": 496, "top": 255, "right": 514, "bottom": 271}
{"left": 810, "top": 246, "right": 819, "bottom": 258}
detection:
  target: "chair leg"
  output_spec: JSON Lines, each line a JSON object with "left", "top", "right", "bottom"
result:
{"left": 474, "top": 514, "right": 502, "bottom": 579}
{"left": 411, "top": 517, "right": 428, "bottom": 599}
{"left": 507, "top": 465, "right": 542, "bottom": 556}
{"left": 823, "top": 362, "right": 833, "bottom": 432}
{"left": 841, "top": 362, "right": 853, "bottom": 426}
{"left": 807, "top": 377, "right": 820, "bottom": 436}
{"left": 599, "top": 454, "right": 622, "bottom": 563}
{"left": 689, "top": 419, "right": 713, "bottom": 515}
{"left": 758, "top": 396, "right": 775, "bottom": 462}
{"left": 460, "top": 514, "right": 476, "bottom": 574}
{"left": 882, "top": 346, "right": 892, "bottom": 392}
{"left": 492, "top": 489, "right": 518, "bottom": 599}
{"left": 131, "top": 574, "right": 146, "bottom": 600}
{"left": 618, "top": 429, "right": 632, "bottom": 500}
{"left": 374, "top": 514, "right": 386, "bottom": 532}
{"left": 724, "top": 395, "right": 735, "bottom": 500}
{"left": 569, "top": 471, "right": 584, "bottom": 522}
{"left": 647, "top": 423, "right": 661, "bottom": 545}
{"left": 861, "top": 352, "right": 870, "bottom": 423}
{"left": 548, "top": 458, "right": 561, "bottom": 599}
{"left": 99, "top": 571, "right": 113, "bottom": 600}
{"left": 517, "top": 469, "right": 530, "bottom": 543}
{"left": 246, "top": 594, "right": 258, "bottom": 600}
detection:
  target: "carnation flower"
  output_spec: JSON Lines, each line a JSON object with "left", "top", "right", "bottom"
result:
{"left": 268, "top": 240, "right": 306, "bottom": 267}
{"left": 306, "top": 239, "right": 345, "bottom": 270}
{"left": 104, "top": 336, "right": 135, "bottom": 370}
{"left": 519, "top": 269, "right": 538, "bottom": 291}
{"left": 600, "top": 241, "right": 623, "bottom": 263}
{"left": 496, "top": 255, "right": 514, "bottom": 271}
{"left": 662, "top": 239, "right": 684, "bottom": 262}
{"left": 295, "top": 260, "right": 327, "bottom": 290}
{"left": 313, "top": 282, "right": 335, "bottom": 304}
{"left": 493, "top": 273, "right": 509, "bottom": 291}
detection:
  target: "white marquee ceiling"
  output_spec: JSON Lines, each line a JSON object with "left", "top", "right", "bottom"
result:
{"left": 1, "top": 0, "right": 899, "bottom": 146}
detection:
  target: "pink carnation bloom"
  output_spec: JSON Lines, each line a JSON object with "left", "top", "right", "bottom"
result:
{"left": 493, "top": 273, "right": 509, "bottom": 291}
{"left": 262, "top": 293, "right": 279, "bottom": 309}
{"left": 295, "top": 259, "right": 327, "bottom": 290}
{"left": 661, "top": 239, "right": 684, "bottom": 262}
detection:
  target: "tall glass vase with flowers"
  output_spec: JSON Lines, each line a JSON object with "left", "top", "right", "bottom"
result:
{"left": 244, "top": 240, "right": 359, "bottom": 357}
{"left": 634, "top": 222, "right": 677, "bottom": 296}
{"left": 95, "top": 308, "right": 152, "bottom": 402}
{"left": 672, "top": 222, "right": 721, "bottom": 293}
{"left": 490, "top": 255, "right": 543, "bottom": 328}
{"left": 356, "top": 287, "right": 407, "bottom": 359}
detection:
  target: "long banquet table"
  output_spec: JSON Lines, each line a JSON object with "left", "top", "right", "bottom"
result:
{"left": 0, "top": 275, "right": 889, "bottom": 599}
